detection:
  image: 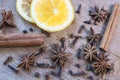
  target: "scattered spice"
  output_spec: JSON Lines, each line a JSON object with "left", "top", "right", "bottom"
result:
{"left": 45, "top": 74, "right": 51, "bottom": 80}
{"left": 50, "top": 43, "right": 70, "bottom": 68}
{"left": 51, "top": 66, "right": 62, "bottom": 77}
{"left": 17, "top": 53, "right": 35, "bottom": 71}
{"left": 76, "top": 48, "right": 82, "bottom": 59}
{"left": 87, "top": 27, "right": 101, "bottom": 45}
{"left": 3, "top": 56, "right": 13, "bottom": 65}
{"left": 41, "top": 30, "right": 50, "bottom": 37}
{"left": 76, "top": 4, "right": 81, "bottom": 14}
{"left": 68, "top": 70, "right": 86, "bottom": 77}
{"left": 92, "top": 53, "right": 111, "bottom": 76}
{"left": 68, "top": 33, "right": 74, "bottom": 38}
{"left": 34, "top": 72, "right": 40, "bottom": 78}
{"left": 8, "top": 65, "right": 19, "bottom": 73}
{"left": 83, "top": 20, "right": 92, "bottom": 24}
{"left": 78, "top": 25, "right": 85, "bottom": 33}
{"left": 87, "top": 76, "right": 94, "bottom": 80}
{"left": 23, "top": 30, "right": 28, "bottom": 34}
{"left": 86, "top": 64, "right": 94, "bottom": 71}
{"left": 89, "top": 6, "right": 109, "bottom": 25}
{"left": 59, "top": 37, "right": 65, "bottom": 48}
{"left": 0, "top": 10, "right": 16, "bottom": 29}
{"left": 29, "top": 28, "right": 34, "bottom": 32}
{"left": 36, "top": 63, "right": 49, "bottom": 68}
{"left": 36, "top": 63, "right": 55, "bottom": 69}
{"left": 84, "top": 43, "right": 97, "bottom": 61}
{"left": 75, "top": 64, "right": 81, "bottom": 68}
{"left": 35, "top": 47, "right": 46, "bottom": 56}
{"left": 68, "top": 70, "right": 73, "bottom": 75}
{"left": 70, "top": 36, "right": 82, "bottom": 47}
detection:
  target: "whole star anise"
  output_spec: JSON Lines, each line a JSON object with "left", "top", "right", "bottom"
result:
{"left": 92, "top": 53, "right": 111, "bottom": 76}
{"left": 89, "top": 6, "right": 109, "bottom": 25}
{"left": 87, "top": 27, "right": 101, "bottom": 45}
{"left": 0, "top": 10, "right": 16, "bottom": 29}
{"left": 84, "top": 43, "right": 97, "bottom": 61}
{"left": 17, "top": 53, "right": 35, "bottom": 71}
{"left": 50, "top": 43, "right": 70, "bottom": 68}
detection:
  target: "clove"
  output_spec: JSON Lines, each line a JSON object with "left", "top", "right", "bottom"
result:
{"left": 35, "top": 47, "right": 46, "bottom": 56}
{"left": 36, "top": 63, "right": 49, "bottom": 68}
{"left": 45, "top": 74, "right": 51, "bottom": 80}
{"left": 70, "top": 36, "right": 82, "bottom": 47}
{"left": 87, "top": 76, "right": 94, "bottom": 80}
{"left": 68, "top": 70, "right": 86, "bottom": 77}
{"left": 76, "top": 4, "right": 81, "bottom": 14}
{"left": 51, "top": 66, "right": 62, "bottom": 77}
{"left": 75, "top": 64, "right": 81, "bottom": 68}
{"left": 36, "top": 63, "right": 55, "bottom": 69}
{"left": 83, "top": 20, "right": 92, "bottom": 24}
{"left": 59, "top": 37, "right": 65, "bottom": 48}
{"left": 8, "top": 65, "right": 19, "bottom": 73}
{"left": 76, "top": 48, "right": 82, "bottom": 59}
{"left": 34, "top": 72, "right": 40, "bottom": 78}
{"left": 78, "top": 25, "right": 85, "bottom": 33}
{"left": 41, "top": 30, "right": 50, "bottom": 37}
{"left": 68, "top": 33, "right": 74, "bottom": 38}
{"left": 3, "top": 56, "right": 13, "bottom": 65}
{"left": 86, "top": 64, "right": 94, "bottom": 71}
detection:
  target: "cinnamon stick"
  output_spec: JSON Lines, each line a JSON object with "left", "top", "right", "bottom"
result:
{"left": 0, "top": 33, "right": 45, "bottom": 47}
{"left": 100, "top": 3, "right": 120, "bottom": 51}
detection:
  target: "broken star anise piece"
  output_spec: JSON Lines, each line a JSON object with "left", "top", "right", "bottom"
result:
{"left": 0, "top": 10, "right": 16, "bottom": 29}
{"left": 17, "top": 53, "right": 35, "bottom": 71}
{"left": 92, "top": 53, "right": 111, "bottom": 76}
{"left": 87, "top": 27, "right": 101, "bottom": 45}
{"left": 50, "top": 43, "right": 70, "bottom": 68}
{"left": 89, "top": 6, "right": 109, "bottom": 25}
{"left": 84, "top": 43, "right": 97, "bottom": 61}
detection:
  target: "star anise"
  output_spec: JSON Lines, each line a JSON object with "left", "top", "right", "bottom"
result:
{"left": 87, "top": 27, "right": 101, "bottom": 45}
{"left": 89, "top": 6, "right": 109, "bottom": 25}
{"left": 50, "top": 43, "right": 70, "bottom": 68}
{"left": 0, "top": 10, "right": 16, "bottom": 29}
{"left": 17, "top": 53, "right": 35, "bottom": 71}
{"left": 92, "top": 53, "right": 111, "bottom": 76}
{"left": 84, "top": 43, "right": 97, "bottom": 61}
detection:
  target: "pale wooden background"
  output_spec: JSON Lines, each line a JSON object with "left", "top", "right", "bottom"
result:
{"left": 0, "top": 0, "right": 120, "bottom": 80}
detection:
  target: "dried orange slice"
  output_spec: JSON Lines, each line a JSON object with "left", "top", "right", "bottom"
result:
{"left": 31, "top": 0, "right": 74, "bottom": 32}
{"left": 16, "top": 0, "right": 34, "bottom": 23}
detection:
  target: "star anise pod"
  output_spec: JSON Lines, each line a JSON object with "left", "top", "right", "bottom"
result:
{"left": 50, "top": 43, "right": 70, "bottom": 68}
{"left": 0, "top": 10, "right": 16, "bottom": 29}
{"left": 17, "top": 53, "right": 35, "bottom": 71}
{"left": 92, "top": 53, "right": 111, "bottom": 76}
{"left": 89, "top": 6, "right": 109, "bottom": 25}
{"left": 84, "top": 43, "right": 97, "bottom": 61}
{"left": 87, "top": 27, "right": 101, "bottom": 45}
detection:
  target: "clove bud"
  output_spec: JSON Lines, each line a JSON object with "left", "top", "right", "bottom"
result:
{"left": 76, "top": 4, "right": 81, "bottom": 14}
{"left": 70, "top": 36, "right": 82, "bottom": 47}
{"left": 59, "top": 37, "right": 65, "bottom": 48}
{"left": 68, "top": 70, "right": 86, "bottom": 77}
{"left": 84, "top": 20, "right": 92, "bottom": 24}
{"left": 76, "top": 48, "right": 82, "bottom": 59}
{"left": 35, "top": 47, "right": 46, "bottom": 56}
{"left": 8, "top": 65, "right": 19, "bottom": 73}
{"left": 3, "top": 56, "right": 13, "bottom": 65}
{"left": 34, "top": 72, "right": 40, "bottom": 78}
{"left": 78, "top": 25, "right": 85, "bottom": 33}
{"left": 51, "top": 66, "right": 62, "bottom": 77}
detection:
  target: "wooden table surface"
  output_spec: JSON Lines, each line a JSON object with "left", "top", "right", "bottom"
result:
{"left": 0, "top": 0, "right": 120, "bottom": 80}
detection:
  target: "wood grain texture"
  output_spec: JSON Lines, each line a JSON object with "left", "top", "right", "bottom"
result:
{"left": 0, "top": 0, "right": 120, "bottom": 80}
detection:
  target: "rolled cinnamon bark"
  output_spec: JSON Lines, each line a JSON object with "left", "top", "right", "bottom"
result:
{"left": 100, "top": 3, "right": 120, "bottom": 51}
{"left": 0, "top": 33, "right": 45, "bottom": 47}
